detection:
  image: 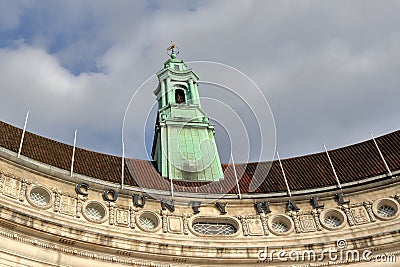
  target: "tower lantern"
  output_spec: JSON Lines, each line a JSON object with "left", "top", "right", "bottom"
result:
{"left": 151, "top": 46, "right": 224, "bottom": 181}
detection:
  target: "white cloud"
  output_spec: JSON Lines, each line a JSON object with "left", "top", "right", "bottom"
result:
{"left": 0, "top": 1, "right": 399, "bottom": 161}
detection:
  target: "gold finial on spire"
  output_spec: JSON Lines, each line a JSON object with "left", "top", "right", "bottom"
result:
{"left": 166, "top": 42, "right": 176, "bottom": 51}
{"left": 167, "top": 42, "right": 179, "bottom": 57}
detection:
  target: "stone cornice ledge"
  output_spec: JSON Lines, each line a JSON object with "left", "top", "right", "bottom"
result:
{"left": 1, "top": 146, "right": 399, "bottom": 202}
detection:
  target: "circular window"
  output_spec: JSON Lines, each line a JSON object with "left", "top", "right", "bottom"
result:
{"left": 83, "top": 202, "right": 107, "bottom": 223}
{"left": 27, "top": 185, "right": 52, "bottom": 209}
{"left": 268, "top": 215, "right": 294, "bottom": 235}
{"left": 139, "top": 216, "right": 156, "bottom": 230}
{"left": 324, "top": 215, "right": 342, "bottom": 228}
{"left": 137, "top": 211, "right": 160, "bottom": 232}
{"left": 320, "top": 209, "right": 346, "bottom": 230}
{"left": 372, "top": 198, "right": 400, "bottom": 221}
{"left": 271, "top": 221, "right": 289, "bottom": 233}
{"left": 378, "top": 205, "right": 395, "bottom": 217}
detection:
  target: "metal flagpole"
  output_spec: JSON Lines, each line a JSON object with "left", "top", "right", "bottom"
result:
{"left": 17, "top": 110, "right": 30, "bottom": 158}
{"left": 231, "top": 153, "right": 242, "bottom": 199}
{"left": 169, "top": 174, "right": 174, "bottom": 198}
{"left": 277, "top": 150, "right": 291, "bottom": 197}
{"left": 370, "top": 131, "right": 392, "bottom": 176}
{"left": 121, "top": 142, "right": 125, "bottom": 189}
{"left": 70, "top": 129, "right": 77, "bottom": 177}
{"left": 323, "top": 144, "right": 342, "bottom": 189}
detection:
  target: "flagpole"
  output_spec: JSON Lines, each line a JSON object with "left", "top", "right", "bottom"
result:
{"left": 231, "top": 153, "right": 241, "bottom": 199}
{"left": 323, "top": 144, "right": 342, "bottom": 189}
{"left": 70, "top": 129, "right": 77, "bottom": 177}
{"left": 277, "top": 150, "right": 291, "bottom": 197}
{"left": 121, "top": 142, "right": 125, "bottom": 189}
{"left": 17, "top": 110, "right": 30, "bottom": 158}
{"left": 370, "top": 131, "right": 392, "bottom": 176}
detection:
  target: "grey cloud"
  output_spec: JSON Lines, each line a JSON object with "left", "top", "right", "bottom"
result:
{"left": 0, "top": 1, "right": 399, "bottom": 162}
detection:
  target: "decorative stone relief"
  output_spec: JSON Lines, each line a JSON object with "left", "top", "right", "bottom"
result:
{"left": 236, "top": 216, "right": 249, "bottom": 236}
{"left": 109, "top": 202, "right": 116, "bottom": 225}
{"left": 2, "top": 175, "right": 21, "bottom": 199}
{"left": 312, "top": 210, "right": 322, "bottom": 231}
{"left": 76, "top": 195, "right": 87, "bottom": 218}
{"left": 363, "top": 201, "right": 376, "bottom": 222}
{"left": 287, "top": 211, "right": 318, "bottom": 233}
{"left": 288, "top": 211, "right": 302, "bottom": 233}
{"left": 299, "top": 214, "right": 317, "bottom": 233}
{"left": 52, "top": 189, "right": 61, "bottom": 212}
{"left": 350, "top": 206, "right": 370, "bottom": 225}
{"left": 157, "top": 212, "right": 192, "bottom": 234}
{"left": 339, "top": 203, "right": 374, "bottom": 225}
{"left": 19, "top": 179, "right": 30, "bottom": 202}
{"left": 247, "top": 218, "right": 263, "bottom": 236}
{"left": 236, "top": 215, "right": 263, "bottom": 236}
{"left": 0, "top": 172, "right": 4, "bottom": 193}
{"left": 129, "top": 207, "right": 137, "bottom": 229}
{"left": 260, "top": 214, "right": 269, "bottom": 235}
{"left": 161, "top": 210, "right": 168, "bottom": 233}
{"left": 114, "top": 207, "right": 129, "bottom": 227}
{"left": 340, "top": 205, "right": 355, "bottom": 226}
{"left": 182, "top": 214, "right": 190, "bottom": 235}
{"left": 60, "top": 194, "right": 77, "bottom": 216}
{"left": 167, "top": 216, "right": 183, "bottom": 234}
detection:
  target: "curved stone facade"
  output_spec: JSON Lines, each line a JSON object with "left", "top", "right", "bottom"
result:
{"left": 0, "top": 125, "right": 400, "bottom": 265}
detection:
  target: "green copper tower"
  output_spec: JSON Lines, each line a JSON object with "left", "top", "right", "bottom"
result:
{"left": 151, "top": 45, "right": 224, "bottom": 181}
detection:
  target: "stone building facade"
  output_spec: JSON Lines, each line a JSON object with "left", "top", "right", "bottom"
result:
{"left": 1, "top": 121, "right": 399, "bottom": 266}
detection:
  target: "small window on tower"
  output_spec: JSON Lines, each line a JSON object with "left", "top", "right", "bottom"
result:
{"left": 174, "top": 64, "right": 180, "bottom": 71}
{"left": 175, "top": 89, "right": 185, "bottom": 104}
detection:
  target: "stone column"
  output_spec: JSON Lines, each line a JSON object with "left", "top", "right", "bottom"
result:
{"left": 193, "top": 82, "right": 201, "bottom": 106}
{"left": 166, "top": 77, "right": 174, "bottom": 105}
{"left": 161, "top": 79, "right": 166, "bottom": 107}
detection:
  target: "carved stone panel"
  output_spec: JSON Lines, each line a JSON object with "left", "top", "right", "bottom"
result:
{"left": 2, "top": 176, "right": 20, "bottom": 199}
{"left": 299, "top": 214, "right": 317, "bottom": 232}
{"left": 0, "top": 173, "right": 4, "bottom": 193}
{"left": 59, "top": 195, "right": 77, "bottom": 216}
{"left": 115, "top": 208, "right": 130, "bottom": 227}
{"left": 168, "top": 216, "right": 183, "bottom": 234}
{"left": 247, "top": 219, "right": 263, "bottom": 236}
{"left": 351, "top": 206, "right": 370, "bottom": 225}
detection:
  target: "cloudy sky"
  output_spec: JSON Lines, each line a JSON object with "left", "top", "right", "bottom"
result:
{"left": 0, "top": 1, "right": 399, "bottom": 163}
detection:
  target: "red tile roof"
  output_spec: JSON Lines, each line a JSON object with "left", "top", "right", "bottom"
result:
{"left": 0, "top": 121, "right": 135, "bottom": 186}
{"left": 0, "top": 120, "right": 399, "bottom": 194}
{"left": 127, "top": 131, "right": 399, "bottom": 194}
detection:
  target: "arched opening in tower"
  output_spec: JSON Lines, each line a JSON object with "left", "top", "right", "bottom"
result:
{"left": 175, "top": 89, "right": 186, "bottom": 104}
